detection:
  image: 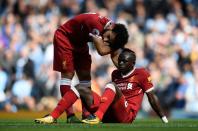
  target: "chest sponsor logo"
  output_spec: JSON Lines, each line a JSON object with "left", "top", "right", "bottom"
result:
{"left": 147, "top": 76, "right": 152, "bottom": 82}
{"left": 116, "top": 82, "right": 133, "bottom": 90}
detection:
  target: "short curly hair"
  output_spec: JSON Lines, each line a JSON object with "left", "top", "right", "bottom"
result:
{"left": 110, "top": 24, "right": 129, "bottom": 50}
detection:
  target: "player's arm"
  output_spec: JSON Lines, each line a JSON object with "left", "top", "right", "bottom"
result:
{"left": 146, "top": 90, "right": 168, "bottom": 123}
{"left": 89, "top": 33, "right": 111, "bottom": 56}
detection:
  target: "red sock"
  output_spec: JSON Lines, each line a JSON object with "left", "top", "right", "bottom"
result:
{"left": 51, "top": 90, "right": 78, "bottom": 119}
{"left": 60, "top": 85, "right": 74, "bottom": 117}
{"left": 95, "top": 88, "right": 115, "bottom": 120}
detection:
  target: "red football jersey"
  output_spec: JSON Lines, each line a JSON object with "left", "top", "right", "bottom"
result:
{"left": 59, "top": 13, "right": 112, "bottom": 48}
{"left": 112, "top": 68, "right": 154, "bottom": 112}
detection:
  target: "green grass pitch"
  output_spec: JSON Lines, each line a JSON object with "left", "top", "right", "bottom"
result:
{"left": 0, "top": 111, "right": 198, "bottom": 131}
{"left": 0, "top": 119, "right": 198, "bottom": 131}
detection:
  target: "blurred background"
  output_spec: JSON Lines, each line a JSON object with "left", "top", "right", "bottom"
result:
{"left": 0, "top": 0, "right": 198, "bottom": 119}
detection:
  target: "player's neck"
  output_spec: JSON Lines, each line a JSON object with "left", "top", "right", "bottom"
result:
{"left": 121, "top": 67, "right": 135, "bottom": 78}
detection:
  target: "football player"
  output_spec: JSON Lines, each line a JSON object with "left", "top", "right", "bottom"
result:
{"left": 82, "top": 48, "right": 168, "bottom": 124}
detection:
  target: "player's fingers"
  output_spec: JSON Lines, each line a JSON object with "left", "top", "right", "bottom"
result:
{"left": 89, "top": 33, "right": 102, "bottom": 39}
{"left": 89, "top": 33, "right": 94, "bottom": 37}
{"left": 97, "top": 36, "right": 102, "bottom": 39}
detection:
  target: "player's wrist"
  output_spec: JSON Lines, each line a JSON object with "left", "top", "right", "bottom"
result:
{"left": 161, "top": 116, "right": 168, "bottom": 123}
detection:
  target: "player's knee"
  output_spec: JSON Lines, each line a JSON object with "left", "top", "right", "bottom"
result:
{"left": 105, "top": 82, "right": 116, "bottom": 93}
{"left": 105, "top": 82, "right": 122, "bottom": 99}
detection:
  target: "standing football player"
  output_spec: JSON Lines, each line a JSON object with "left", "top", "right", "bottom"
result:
{"left": 35, "top": 13, "right": 129, "bottom": 123}
{"left": 82, "top": 48, "right": 168, "bottom": 124}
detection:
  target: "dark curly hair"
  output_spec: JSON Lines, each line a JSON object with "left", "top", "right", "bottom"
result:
{"left": 110, "top": 24, "right": 129, "bottom": 50}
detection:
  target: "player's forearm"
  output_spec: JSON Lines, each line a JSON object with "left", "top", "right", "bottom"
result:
{"left": 148, "top": 95, "right": 164, "bottom": 118}
{"left": 92, "top": 37, "right": 111, "bottom": 56}
{"left": 110, "top": 49, "right": 123, "bottom": 68}
{"left": 147, "top": 92, "right": 168, "bottom": 123}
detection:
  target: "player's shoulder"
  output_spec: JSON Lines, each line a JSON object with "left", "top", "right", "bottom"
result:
{"left": 112, "top": 69, "right": 119, "bottom": 75}
{"left": 134, "top": 68, "right": 150, "bottom": 76}
{"left": 72, "top": 13, "right": 98, "bottom": 19}
{"left": 79, "top": 12, "right": 99, "bottom": 17}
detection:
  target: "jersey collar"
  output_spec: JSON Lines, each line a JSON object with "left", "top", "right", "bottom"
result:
{"left": 121, "top": 67, "right": 136, "bottom": 78}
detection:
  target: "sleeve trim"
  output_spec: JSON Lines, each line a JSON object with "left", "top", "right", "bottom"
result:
{"left": 104, "top": 21, "right": 113, "bottom": 29}
{"left": 145, "top": 87, "right": 154, "bottom": 93}
{"left": 105, "top": 83, "right": 116, "bottom": 93}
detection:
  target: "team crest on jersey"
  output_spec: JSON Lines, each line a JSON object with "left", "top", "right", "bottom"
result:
{"left": 127, "top": 83, "right": 133, "bottom": 90}
{"left": 92, "top": 28, "right": 100, "bottom": 35}
{"left": 147, "top": 76, "right": 152, "bottom": 82}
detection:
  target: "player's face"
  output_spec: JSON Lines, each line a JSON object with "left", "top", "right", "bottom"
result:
{"left": 102, "top": 30, "right": 116, "bottom": 46}
{"left": 118, "top": 52, "right": 134, "bottom": 74}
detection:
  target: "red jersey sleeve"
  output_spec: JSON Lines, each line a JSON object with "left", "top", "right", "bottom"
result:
{"left": 138, "top": 68, "right": 154, "bottom": 93}
{"left": 98, "top": 16, "right": 114, "bottom": 29}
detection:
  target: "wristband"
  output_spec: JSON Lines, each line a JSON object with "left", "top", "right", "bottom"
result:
{"left": 161, "top": 116, "right": 168, "bottom": 123}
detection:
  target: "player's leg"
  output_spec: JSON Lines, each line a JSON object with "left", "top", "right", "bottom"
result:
{"left": 74, "top": 48, "right": 94, "bottom": 117}
{"left": 58, "top": 73, "right": 82, "bottom": 123}
{"left": 95, "top": 82, "right": 136, "bottom": 123}
{"left": 109, "top": 95, "right": 136, "bottom": 123}
{"left": 75, "top": 85, "right": 100, "bottom": 113}
{"left": 60, "top": 73, "right": 81, "bottom": 123}
{"left": 34, "top": 87, "right": 80, "bottom": 124}
{"left": 75, "top": 70, "right": 93, "bottom": 119}
{"left": 82, "top": 82, "right": 118, "bottom": 124}
{"left": 52, "top": 29, "right": 76, "bottom": 120}
{"left": 35, "top": 29, "right": 78, "bottom": 124}
{"left": 76, "top": 86, "right": 101, "bottom": 124}
{"left": 107, "top": 82, "right": 136, "bottom": 123}
{"left": 95, "top": 83, "right": 118, "bottom": 119}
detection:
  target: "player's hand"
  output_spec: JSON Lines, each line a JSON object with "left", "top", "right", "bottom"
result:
{"left": 89, "top": 33, "right": 110, "bottom": 47}
{"left": 161, "top": 116, "right": 168, "bottom": 123}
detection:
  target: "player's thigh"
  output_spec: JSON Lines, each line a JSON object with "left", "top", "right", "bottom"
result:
{"left": 74, "top": 48, "right": 91, "bottom": 81}
{"left": 111, "top": 96, "right": 135, "bottom": 123}
{"left": 53, "top": 29, "right": 75, "bottom": 78}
